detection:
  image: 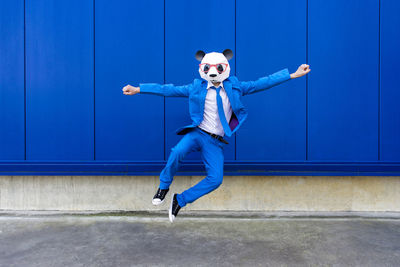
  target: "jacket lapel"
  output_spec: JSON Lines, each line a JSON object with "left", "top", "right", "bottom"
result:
{"left": 223, "top": 79, "right": 234, "bottom": 107}
{"left": 223, "top": 78, "right": 241, "bottom": 131}
{"left": 200, "top": 80, "right": 208, "bottom": 116}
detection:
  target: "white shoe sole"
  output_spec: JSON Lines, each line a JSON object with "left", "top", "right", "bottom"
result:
{"left": 152, "top": 198, "right": 164, "bottom": 206}
{"left": 169, "top": 195, "right": 175, "bottom": 223}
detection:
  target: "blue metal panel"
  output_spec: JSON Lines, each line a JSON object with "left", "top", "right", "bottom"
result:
{"left": 308, "top": 0, "right": 379, "bottom": 161}
{"left": 26, "top": 0, "right": 94, "bottom": 160}
{"left": 0, "top": 0, "right": 25, "bottom": 160}
{"left": 165, "top": 0, "right": 236, "bottom": 161}
{"left": 381, "top": 0, "right": 400, "bottom": 161}
{"left": 95, "top": 0, "right": 164, "bottom": 160}
{"left": 2, "top": 0, "right": 400, "bottom": 175}
{"left": 236, "top": 0, "right": 307, "bottom": 161}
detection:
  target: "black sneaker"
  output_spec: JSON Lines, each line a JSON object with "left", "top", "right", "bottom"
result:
{"left": 152, "top": 188, "right": 169, "bottom": 205}
{"left": 169, "top": 194, "right": 181, "bottom": 223}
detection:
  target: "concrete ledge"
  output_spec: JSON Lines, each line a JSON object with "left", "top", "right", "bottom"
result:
{"left": 1, "top": 175, "right": 400, "bottom": 212}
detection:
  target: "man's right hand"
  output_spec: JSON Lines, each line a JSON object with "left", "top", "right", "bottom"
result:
{"left": 122, "top": 84, "right": 140, "bottom": 95}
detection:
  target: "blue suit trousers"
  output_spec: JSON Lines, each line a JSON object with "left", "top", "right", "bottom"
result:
{"left": 159, "top": 127, "right": 226, "bottom": 207}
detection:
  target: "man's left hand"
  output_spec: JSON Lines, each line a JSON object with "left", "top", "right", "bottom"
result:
{"left": 290, "top": 64, "right": 311, "bottom": 79}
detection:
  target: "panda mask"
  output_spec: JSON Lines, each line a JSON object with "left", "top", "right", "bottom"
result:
{"left": 196, "top": 49, "right": 233, "bottom": 84}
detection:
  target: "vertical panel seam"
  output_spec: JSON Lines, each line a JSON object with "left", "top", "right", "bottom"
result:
{"left": 163, "top": 0, "right": 166, "bottom": 161}
{"left": 234, "top": 0, "right": 237, "bottom": 161}
{"left": 378, "top": 0, "right": 381, "bottom": 161}
{"left": 93, "top": 0, "right": 96, "bottom": 160}
{"left": 306, "top": 0, "right": 309, "bottom": 161}
{"left": 24, "top": 0, "right": 27, "bottom": 160}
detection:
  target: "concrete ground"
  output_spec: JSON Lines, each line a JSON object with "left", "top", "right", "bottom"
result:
{"left": 1, "top": 213, "right": 400, "bottom": 266}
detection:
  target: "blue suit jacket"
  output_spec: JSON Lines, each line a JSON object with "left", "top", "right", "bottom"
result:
{"left": 139, "top": 68, "right": 291, "bottom": 137}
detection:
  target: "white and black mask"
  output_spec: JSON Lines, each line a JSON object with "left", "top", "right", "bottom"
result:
{"left": 196, "top": 49, "right": 233, "bottom": 84}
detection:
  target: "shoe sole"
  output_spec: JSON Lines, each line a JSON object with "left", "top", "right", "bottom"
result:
{"left": 169, "top": 194, "right": 175, "bottom": 223}
{"left": 152, "top": 198, "right": 164, "bottom": 206}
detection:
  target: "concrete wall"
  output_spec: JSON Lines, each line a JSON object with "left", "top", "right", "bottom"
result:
{"left": 0, "top": 176, "right": 399, "bottom": 212}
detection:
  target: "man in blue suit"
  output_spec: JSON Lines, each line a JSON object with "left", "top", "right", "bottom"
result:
{"left": 123, "top": 49, "right": 310, "bottom": 222}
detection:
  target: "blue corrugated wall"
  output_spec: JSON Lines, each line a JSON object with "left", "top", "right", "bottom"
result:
{"left": 1, "top": 0, "right": 399, "bottom": 175}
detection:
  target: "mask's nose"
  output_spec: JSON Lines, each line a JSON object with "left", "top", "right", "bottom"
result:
{"left": 209, "top": 74, "right": 217, "bottom": 78}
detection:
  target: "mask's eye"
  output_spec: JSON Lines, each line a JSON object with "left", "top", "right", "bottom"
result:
{"left": 217, "top": 64, "right": 226, "bottom": 74}
{"left": 203, "top": 64, "right": 210, "bottom": 73}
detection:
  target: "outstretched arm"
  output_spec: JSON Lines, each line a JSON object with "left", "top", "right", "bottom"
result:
{"left": 240, "top": 64, "right": 311, "bottom": 96}
{"left": 122, "top": 82, "right": 191, "bottom": 97}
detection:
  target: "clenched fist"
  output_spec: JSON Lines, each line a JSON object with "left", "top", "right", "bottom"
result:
{"left": 122, "top": 84, "right": 140, "bottom": 95}
{"left": 290, "top": 64, "right": 311, "bottom": 79}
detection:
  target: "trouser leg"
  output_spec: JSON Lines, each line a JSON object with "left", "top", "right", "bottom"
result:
{"left": 177, "top": 134, "right": 224, "bottom": 207}
{"left": 159, "top": 130, "right": 200, "bottom": 190}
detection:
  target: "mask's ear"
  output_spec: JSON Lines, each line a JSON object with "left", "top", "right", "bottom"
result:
{"left": 222, "top": 49, "right": 233, "bottom": 60}
{"left": 195, "top": 50, "right": 206, "bottom": 61}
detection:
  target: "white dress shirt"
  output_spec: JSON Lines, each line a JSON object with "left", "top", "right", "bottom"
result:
{"left": 198, "top": 81, "right": 233, "bottom": 137}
